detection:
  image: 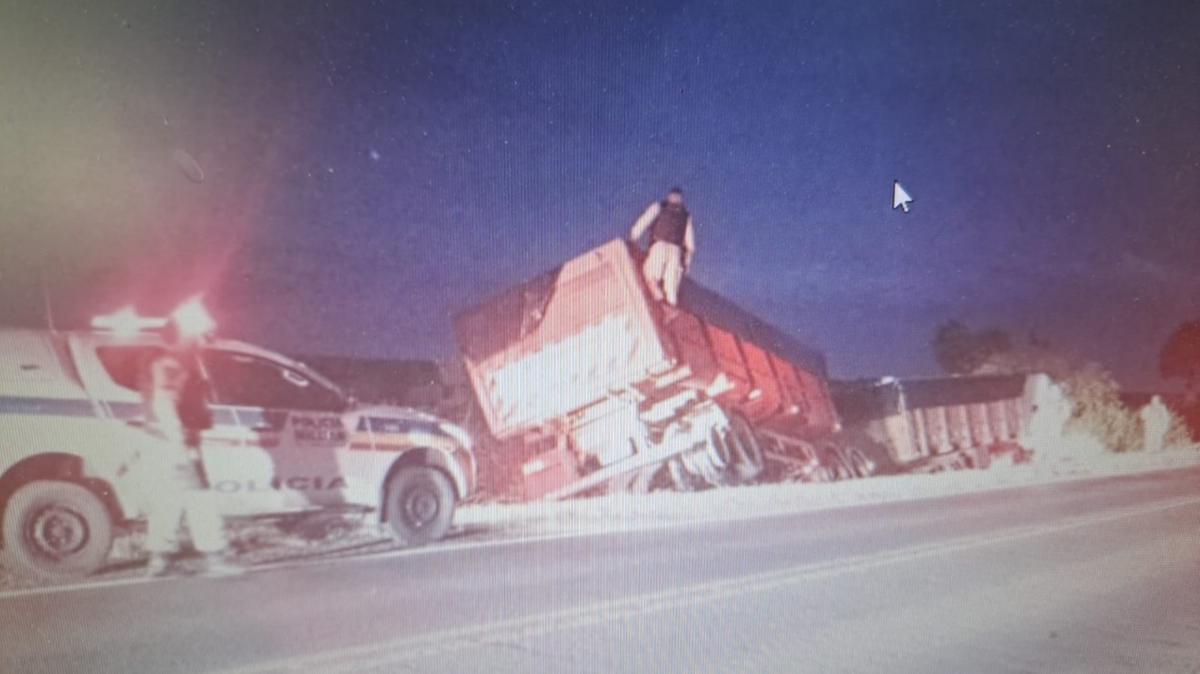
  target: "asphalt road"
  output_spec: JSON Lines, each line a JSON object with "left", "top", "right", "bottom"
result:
{"left": 3, "top": 467, "right": 1199, "bottom": 674}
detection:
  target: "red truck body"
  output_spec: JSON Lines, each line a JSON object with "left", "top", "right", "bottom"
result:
{"left": 454, "top": 239, "right": 839, "bottom": 498}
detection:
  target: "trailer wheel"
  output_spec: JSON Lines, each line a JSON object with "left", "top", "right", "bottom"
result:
{"left": 383, "top": 467, "right": 455, "bottom": 546}
{"left": 846, "top": 447, "right": 876, "bottom": 478}
{"left": 604, "top": 465, "right": 660, "bottom": 495}
{"left": 972, "top": 445, "right": 992, "bottom": 470}
{"left": 812, "top": 465, "right": 838, "bottom": 483}
{"left": 697, "top": 428, "right": 737, "bottom": 488}
{"left": 821, "top": 446, "right": 855, "bottom": 481}
{"left": 706, "top": 427, "right": 735, "bottom": 471}
{"left": 629, "top": 465, "right": 662, "bottom": 494}
{"left": 1, "top": 480, "right": 113, "bottom": 580}
{"left": 667, "top": 457, "right": 704, "bottom": 491}
{"left": 726, "top": 414, "right": 765, "bottom": 483}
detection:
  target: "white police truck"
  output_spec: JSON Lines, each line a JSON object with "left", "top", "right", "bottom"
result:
{"left": 0, "top": 326, "right": 476, "bottom": 580}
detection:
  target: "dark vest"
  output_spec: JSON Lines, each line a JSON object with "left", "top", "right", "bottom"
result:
{"left": 650, "top": 201, "right": 689, "bottom": 246}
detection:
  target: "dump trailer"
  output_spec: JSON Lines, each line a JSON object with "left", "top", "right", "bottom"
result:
{"left": 453, "top": 239, "right": 844, "bottom": 500}
{"left": 830, "top": 374, "right": 1035, "bottom": 474}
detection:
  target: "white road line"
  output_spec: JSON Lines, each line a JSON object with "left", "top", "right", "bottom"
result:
{"left": 216, "top": 494, "right": 1200, "bottom": 674}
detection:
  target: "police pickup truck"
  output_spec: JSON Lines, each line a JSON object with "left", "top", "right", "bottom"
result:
{"left": 0, "top": 327, "right": 476, "bottom": 580}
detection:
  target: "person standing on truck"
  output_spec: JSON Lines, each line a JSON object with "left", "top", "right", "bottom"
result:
{"left": 629, "top": 186, "right": 695, "bottom": 306}
{"left": 137, "top": 326, "right": 241, "bottom": 578}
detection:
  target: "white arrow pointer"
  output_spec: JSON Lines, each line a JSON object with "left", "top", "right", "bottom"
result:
{"left": 893, "top": 180, "right": 913, "bottom": 213}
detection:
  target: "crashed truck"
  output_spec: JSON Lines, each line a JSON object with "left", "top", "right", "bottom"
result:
{"left": 453, "top": 239, "right": 848, "bottom": 500}
{"left": 454, "top": 239, "right": 1045, "bottom": 501}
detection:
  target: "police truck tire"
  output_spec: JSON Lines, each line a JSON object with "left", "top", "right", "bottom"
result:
{"left": 2, "top": 480, "right": 113, "bottom": 581}
{"left": 383, "top": 467, "right": 455, "bottom": 546}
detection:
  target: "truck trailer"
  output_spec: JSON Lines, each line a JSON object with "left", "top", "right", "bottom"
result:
{"left": 453, "top": 239, "right": 848, "bottom": 500}
{"left": 830, "top": 373, "right": 1037, "bottom": 474}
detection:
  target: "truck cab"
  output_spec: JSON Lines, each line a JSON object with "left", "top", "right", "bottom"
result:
{"left": 0, "top": 328, "right": 476, "bottom": 580}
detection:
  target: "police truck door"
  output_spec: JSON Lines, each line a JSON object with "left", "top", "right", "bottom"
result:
{"left": 202, "top": 350, "right": 349, "bottom": 511}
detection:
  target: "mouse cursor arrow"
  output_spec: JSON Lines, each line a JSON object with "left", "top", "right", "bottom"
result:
{"left": 892, "top": 180, "right": 913, "bottom": 213}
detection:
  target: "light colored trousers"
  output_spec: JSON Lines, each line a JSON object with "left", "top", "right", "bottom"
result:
{"left": 135, "top": 431, "right": 227, "bottom": 554}
{"left": 642, "top": 241, "right": 685, "bottom": 305}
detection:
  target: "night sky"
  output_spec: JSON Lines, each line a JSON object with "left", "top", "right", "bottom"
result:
{"left": 1, "top": 1, "right": 1197, "bottom": 388}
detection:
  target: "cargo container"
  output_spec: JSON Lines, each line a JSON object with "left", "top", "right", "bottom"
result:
{"left": 454, "top": 239, "right": 844, "bottom": 499}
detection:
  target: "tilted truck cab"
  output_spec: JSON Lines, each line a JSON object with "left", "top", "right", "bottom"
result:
{"left": 0, "top": 328, "right": 476, "bottom": 580}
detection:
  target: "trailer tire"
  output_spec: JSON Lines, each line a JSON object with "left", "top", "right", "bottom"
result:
{"left": 604, "top": 465, "right": 660, "bottom": 495}
{"left": 973, "top": 445, "right": 992, "bottom": 470}
{"left": 846, "top": 447, "right": 875, "bottom": 478}
{"left": 821, "top": 446, "right": 855, "bottom": 481}
{"left": 2, "top": 480, "right": 113, "bottom": 580}
{"left": 383, "top": 467, "right": 455, "bottom": 546}
{"left": 697, "top": 428, "right": 736, "bottom": 488}
{"left": 667, "top": 457, "right": 704, "bottom": 492}
{"left": 726, "top": 413, "right": 765, "bottom": 483}
{"left": 630, "top": 465, "right": 661, "bottom": 494}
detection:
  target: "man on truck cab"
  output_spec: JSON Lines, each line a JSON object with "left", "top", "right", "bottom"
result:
{"left": 137, "top": 326, "right": 241, "bottom": 578}
{"left": 629, "top": 186, "right": 695, "bottom": 306}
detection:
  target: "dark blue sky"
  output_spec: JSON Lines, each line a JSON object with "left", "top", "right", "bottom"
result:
{"left": 1, "top": 1, "right": 1197, "bottom": 387}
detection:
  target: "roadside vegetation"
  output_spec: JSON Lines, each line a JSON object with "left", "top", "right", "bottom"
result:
{"left": 933, "top": 320, "right": 1197, "bottom": 453}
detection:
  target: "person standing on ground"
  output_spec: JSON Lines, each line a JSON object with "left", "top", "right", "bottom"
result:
{"left": 629, "top": 186, "right": 696, "bottom": 306}
{"left": 1140, "top": 395, "right": 1171, "bottom": 452}
{"left": 137, "top": 327, "right": 241, "bottom": 578}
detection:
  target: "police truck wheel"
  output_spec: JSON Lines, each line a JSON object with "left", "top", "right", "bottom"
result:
{"left": 1, "top": 480, "right": 113, "bottom": 581}
{"left": 383, "top": 467, "right": 455, "bottom": 546}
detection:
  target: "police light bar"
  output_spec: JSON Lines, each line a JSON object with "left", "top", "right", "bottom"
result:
{"left": 92, "top": 299, "right": 216, "bottom": 338}
{"left": 91, "top": 307, "right": 168, "bottom": 336}
{"left": 171, "top": 297, "right": 216, "bottom": 337}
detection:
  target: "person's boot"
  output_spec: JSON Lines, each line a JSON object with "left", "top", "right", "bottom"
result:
{"left": 199, "top": 553, "right": 244, "bottom": 578}
{"left": 145, "top": 553, "right": 172, "bottom": 578}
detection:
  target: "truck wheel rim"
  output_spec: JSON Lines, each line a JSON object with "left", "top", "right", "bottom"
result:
{"left": 403, "top": 488, "right": 440, "bottom": 528}
{"left": 849, "top": 449, "right": 872, "bottom": 477}
{"left": 825, "top": 452, "right": 851, "bottom": 480}
{"left": 708, "top": 428, "right": 733, "bottom": 469}
{"left": 29, "top": 506, "right": 89, "bottom": 559}
{"left": 728, "top": 417, "right": 764, "bottom": 475}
